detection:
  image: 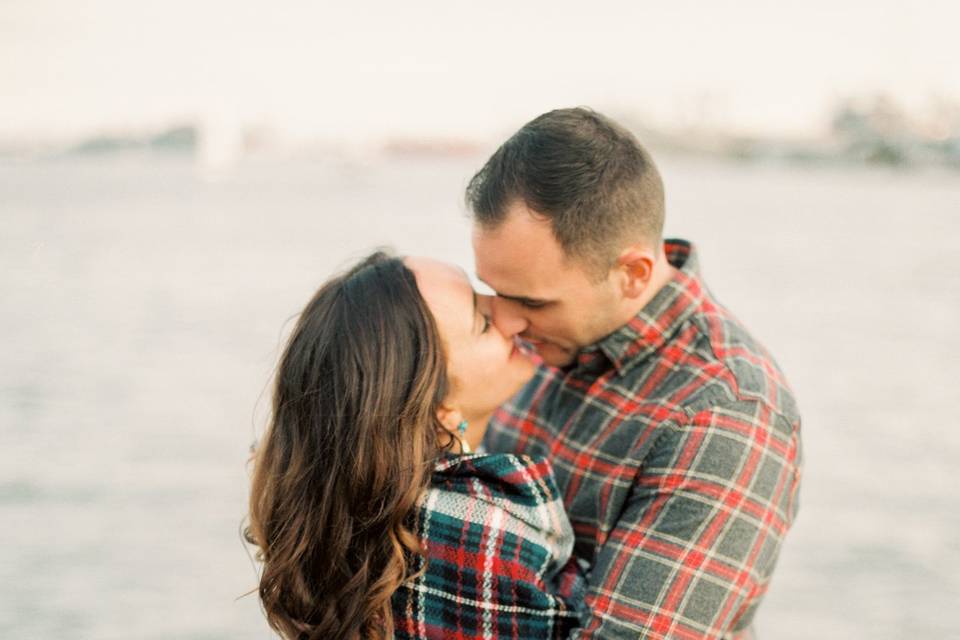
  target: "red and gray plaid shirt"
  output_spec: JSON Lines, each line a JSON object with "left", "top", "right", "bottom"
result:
{"left": 484, "top": 239, "right": 802, "bottom": 639}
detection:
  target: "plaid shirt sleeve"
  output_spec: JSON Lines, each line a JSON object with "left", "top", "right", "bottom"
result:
{"left": 574, "top": 401, "right": 800, "bottom": 640}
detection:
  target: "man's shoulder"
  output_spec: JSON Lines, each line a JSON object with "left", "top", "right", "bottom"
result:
{"left": 678, "top": 291, "right": 799, "bottom": 423}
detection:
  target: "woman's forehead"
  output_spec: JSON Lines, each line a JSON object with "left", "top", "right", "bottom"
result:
{"left": 405, "top": 257, "right": 473, "bottom": 315}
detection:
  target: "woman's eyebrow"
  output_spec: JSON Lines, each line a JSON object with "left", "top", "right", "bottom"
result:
{"left": 471, "top": 290, "right": 481, "bottom": 333}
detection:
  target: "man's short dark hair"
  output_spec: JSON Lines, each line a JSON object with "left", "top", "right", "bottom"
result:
{"left": 466, "top": 107, "right": 665, "bottom": 276}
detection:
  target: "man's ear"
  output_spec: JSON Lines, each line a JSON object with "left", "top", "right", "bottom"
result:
{"left": 617, "top": 246, "right": 656, "bottom": 299}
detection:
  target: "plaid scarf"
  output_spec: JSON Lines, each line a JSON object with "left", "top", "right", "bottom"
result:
{"left": 392, "top": 453, "right": 584, "bottom": 639}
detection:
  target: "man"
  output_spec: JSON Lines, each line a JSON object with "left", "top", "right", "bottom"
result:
{"left": 467, "top": 108, "right": 802, "bottom": 639}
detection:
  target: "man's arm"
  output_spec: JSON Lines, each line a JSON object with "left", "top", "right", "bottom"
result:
{"left": 575, "top": 403, "right": 802, "bottom": 639}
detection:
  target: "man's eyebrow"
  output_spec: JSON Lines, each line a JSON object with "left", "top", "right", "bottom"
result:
{"left": 496, "top": 292, "right": 551, "bottom": 306}
{"left": 475, "top": 275, "right": 548, "bottom": 306}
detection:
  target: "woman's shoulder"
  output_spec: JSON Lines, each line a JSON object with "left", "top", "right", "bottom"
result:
{"left": 422, "top": 452, "right": 572, "bottom": 550}
{"left": 398, "top": 452, "right": 582, "bottom": 639}
{"left": 431, "top": 451, "right": 561, "bottom": 505}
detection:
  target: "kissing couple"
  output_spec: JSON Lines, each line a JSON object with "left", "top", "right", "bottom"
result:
{"left": 246, "top": 108, "right": 802, "bottom": 640}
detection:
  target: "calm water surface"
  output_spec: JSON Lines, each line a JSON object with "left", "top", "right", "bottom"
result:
{"left": 2, "top": 153, "right": 958, "bottom": 639}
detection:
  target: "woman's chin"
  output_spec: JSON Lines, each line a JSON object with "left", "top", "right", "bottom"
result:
{"left": 471, "top": 355, "right": 538, "bottom": 423}
{"left": 508, "top": 356, "right": 537, "bottom": 394}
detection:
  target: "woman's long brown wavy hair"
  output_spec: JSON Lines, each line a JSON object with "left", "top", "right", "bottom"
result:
{"left": 246, "top": 251, "right": 453, "bottom": 639}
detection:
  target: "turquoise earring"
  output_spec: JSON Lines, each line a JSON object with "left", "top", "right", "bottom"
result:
{"left": 456, "top": 420, "right": 471, "bottom": 454}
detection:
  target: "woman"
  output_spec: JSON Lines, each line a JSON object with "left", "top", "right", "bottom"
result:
{"left": 246, "top": 251, "right": 583, "bottom": 640}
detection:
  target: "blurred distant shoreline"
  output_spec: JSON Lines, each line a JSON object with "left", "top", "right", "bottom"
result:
{"left": 2, "top": 95, "right": 959, "bottom": 171}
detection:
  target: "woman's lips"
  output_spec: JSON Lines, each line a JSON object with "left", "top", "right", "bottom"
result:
{"left": 512, "top": 336, "right": 538, "bottom": 358}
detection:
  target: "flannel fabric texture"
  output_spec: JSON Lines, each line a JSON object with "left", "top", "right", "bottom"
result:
{"left": 392, "top": 453, "right": 584, "bottom": 639}
{"left": 485, "top": 239, "right": 803, "bottom": 639}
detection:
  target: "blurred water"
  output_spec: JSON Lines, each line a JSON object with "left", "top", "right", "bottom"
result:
{"left": 1, "top": 153, "right": 958, "bottom": 639}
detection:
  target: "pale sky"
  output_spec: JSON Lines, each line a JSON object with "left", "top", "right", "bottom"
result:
{"left": 2, "top": 0, "right": 958, "bottom": 141}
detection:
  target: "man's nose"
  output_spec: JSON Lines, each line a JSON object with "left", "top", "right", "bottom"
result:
{"left": 490, "top": 296, "right": 529, "bottom": 338}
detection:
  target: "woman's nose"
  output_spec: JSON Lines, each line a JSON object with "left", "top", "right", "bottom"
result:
{"left": 490, "top": 296, "right": 529, "bottom": 338}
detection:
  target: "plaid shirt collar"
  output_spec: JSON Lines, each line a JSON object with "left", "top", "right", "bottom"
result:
{"left": 575, "top": 238, "right": 706, "bottom": 377}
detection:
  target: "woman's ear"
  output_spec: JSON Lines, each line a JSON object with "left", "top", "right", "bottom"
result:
{"left": 436, "top": 404, "right": 469, "bottom": 453}
{"left": 436, "top": 404, "right": 464, "bottom": 433}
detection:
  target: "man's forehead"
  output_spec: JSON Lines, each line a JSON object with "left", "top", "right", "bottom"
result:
{"left": 472, "top": 210, "right": 568, "bottom": 287}
{"left": 472, "top": 242, "right": 570, "bottom": 302}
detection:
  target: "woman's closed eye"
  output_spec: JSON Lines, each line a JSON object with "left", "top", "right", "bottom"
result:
{"left": 481, "top": 313, "right": 492, "bottom": 333}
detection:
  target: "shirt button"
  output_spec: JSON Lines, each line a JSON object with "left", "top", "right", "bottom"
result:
{"left": 577, "top": 351, "right": 601, "bottom": 369}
